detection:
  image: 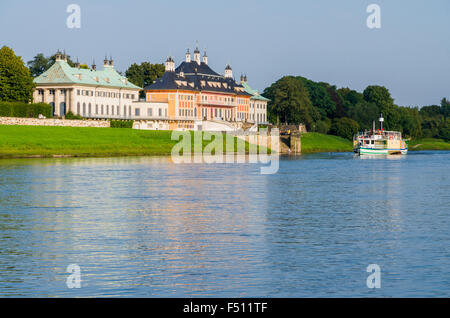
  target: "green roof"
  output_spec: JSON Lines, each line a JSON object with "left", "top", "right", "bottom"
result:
{"left": 34, "top": 60, "right": 141, "bottom": 90}
{"left": 241, "top": 82, "right": 270, "bottom": 101}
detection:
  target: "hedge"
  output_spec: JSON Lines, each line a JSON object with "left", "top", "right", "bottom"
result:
{"left": 110, "top": 120, "right": 134, "bottom": 128}
{"left": 0, "top": 102, "right": 52, "bottom": 118}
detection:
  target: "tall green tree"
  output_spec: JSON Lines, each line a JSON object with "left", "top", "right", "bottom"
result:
{"left": 125, "top": 62, "right": 165, "bottom": 98}
{"left": 363, "top": 85, "right": 399, "bottom": 129}
{"left": 27, "top": 52, "right": 75, "bottom": 77}
{"left": 441, "top": 98, "right": 450, "bottom": 118}
{"left": 298, "top": 76, "right": 336, "bottom": 119}
{"left": 0, "top": 46, "right": 35, "bottom": 102}
{"left": 27, "top": 53, "right": 50, "bottom": 77}
{"left": 125, "top": 62, "right": 165, "bottom": 88}
{"left": 263, "top": 76, "right": 318, "bottom": 128}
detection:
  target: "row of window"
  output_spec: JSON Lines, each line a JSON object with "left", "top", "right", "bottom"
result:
{"left": 201, "top": 107, "right": 233, "bottom": 120}
{"left": 251, "top": 103, "right": 266, "bottom": 109}
{"left": 77, "top": 89, "right": 135, "bottom": 99}
{"left": 134, "top": 108, "right": 167, "bottom": 117}
{"left": 76, "top": 102, "right": 132, "bottom": 117}
{"left": 37, "top": 89, "right": 135, "bottom": 100}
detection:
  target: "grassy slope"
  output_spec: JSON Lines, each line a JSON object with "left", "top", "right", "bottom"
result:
{"left": 408, "top": 138, "right": 450, "bottom": 151}
{"left": 301, "top": 132, "right": 353, "bottom": 153}
{"left": 0, "top": 125, "right": 259, "bottom": 158}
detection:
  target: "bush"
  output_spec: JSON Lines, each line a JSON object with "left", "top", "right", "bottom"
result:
{"left": 110, "top": 120, "right": 134, "bottom": 128}
{"left": 330, "top": 117, "right": 360, "bottom": 140}
{"left": 313, "top": 119, "right": 331, "bottom": 134}
{"left": 0, "top": 101, "right": 52, "bottom": 118}
{"left": 65, "top": 111, "right": 83, "bottom": 120}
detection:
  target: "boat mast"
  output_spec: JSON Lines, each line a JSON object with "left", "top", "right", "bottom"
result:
{"left": 379, "top": 114, "right": 384, "bottom": 131}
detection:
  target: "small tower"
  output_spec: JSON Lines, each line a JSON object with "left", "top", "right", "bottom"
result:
{"left": 63, "top": 50, "right": 68, "bottom": 62}
{"left": 202, "top": 50, "right": 208, "bottom": 65}
{"left": 165, "top": 56, "right": 175, "bottom": 72}
{"left": 194, "top": 46, "right": 201, "bottom": 65}
{"left": 92, "top": 59, "right": 97, "bottom": 71}
{"left": 224, "top": 64, "right": 233, "bottom": 79}
{"left": 74, "top": 58, "right": 80, "bottom": 69}
{"left": 55, "top": 50, "right": 63, "bottom": 61}
{"left": 104, "top": 55, "right": 109, "bottom": 68}
{"left": 185, "top": 49, "right": 191, "bottom": 63}
{"left": 109, "top": 56, "right": 114, "bottom": 67}
{"left": 240, "top": 74, "right": 246, "bottom": 84}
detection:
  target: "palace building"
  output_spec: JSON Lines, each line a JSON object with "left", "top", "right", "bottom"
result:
{"left": 137, "top": 47, "right": 268, "bottom": 131}
{"left": 33, "top": 52, "right": 141, "bottom": 118}
{"left": 32, "top": 49, "right": 269, "bottom": 131}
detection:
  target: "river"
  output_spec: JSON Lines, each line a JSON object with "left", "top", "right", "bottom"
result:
{"left": 0, "top": 151, "right": 449, "bottom": 297}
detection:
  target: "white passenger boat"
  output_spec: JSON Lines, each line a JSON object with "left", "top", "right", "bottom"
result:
{"left": 353, "top": 115, "right": 408, "bottom": 155}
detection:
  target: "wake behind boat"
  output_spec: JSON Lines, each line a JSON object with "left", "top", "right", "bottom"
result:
{"left": 353, "top": 114, "right": 408, "bottom": 155}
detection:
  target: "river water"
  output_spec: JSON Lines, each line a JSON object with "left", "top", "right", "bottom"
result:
{"left": 0, "top": 151, "right": 449, "bottom": 297}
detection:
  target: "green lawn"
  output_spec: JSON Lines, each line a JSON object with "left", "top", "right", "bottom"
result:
{"left": 408, "top": 138, "right": 450, "bottom": 151}
{"left": 0, "top": 125, "right": 261, "bottom": 158}
{"left": 301, "top": 132, "right": 353, "bottom": 153}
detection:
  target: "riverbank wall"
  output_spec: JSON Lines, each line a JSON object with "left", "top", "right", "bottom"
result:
{"left": 0, "top": 117, "right": 110, "bottom": 128}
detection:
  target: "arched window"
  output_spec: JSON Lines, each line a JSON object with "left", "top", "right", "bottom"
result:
{"left": 117, "top": 106, "right": 120, "bottom": 116}
{"left": 82, "top": 103, "right": 86, "bottom": 115}
{"left": 112, "top": 105, "right": 114, "bottom": 115}
{"left": 106, "top": 105, "right": 109, "bottom": 115}
{"left": 77, "top": 102, "right": 80, "bottom": 114}
{"left": 129, "top": 106, "right": 131, "bottom": 116}
{"left": 124, "top": 106, "right": 127, "bottom": 117}
{"left": 101, "top": 105, "right": 104, "bottom": 115}
{"left": 88, "top": 103, "right": 91, "bottom": 115}
{"left": 95, "top": 104, "right": 98, "bottom": 115}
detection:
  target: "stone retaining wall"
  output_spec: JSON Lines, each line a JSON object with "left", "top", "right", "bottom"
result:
{"left": 0, "top": 117, "right": 110, "bottom": 128}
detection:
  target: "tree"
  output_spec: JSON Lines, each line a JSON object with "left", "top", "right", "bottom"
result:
{"left": 441, "top": 98, "right": 450, "bottom": 118}
{"left": 27, "top": 52, "right": 75, "bottom": 77}
{"left": 298, "top": 77, "right": 336, "bottom": 119}
{"left": 27, "top": 53, "right": 50, "bottom": 77}
{"left": 0, "top": 46, "right": 35, "bottom": 102}
{"left": 263, "top": 76, "right": 318, "bottom": 128}
{"left": 125, "top": 62, "right": 165, "bottom": 98}
{"left": 329, "top": 117, "right": 360, "bottom": 140}
{"left": 126, "top": 62, "right": 165, "bottom": 88}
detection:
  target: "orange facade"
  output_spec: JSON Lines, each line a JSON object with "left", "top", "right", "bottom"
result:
{"left": 147, "top": 89, "right": 250, "bottom": 127}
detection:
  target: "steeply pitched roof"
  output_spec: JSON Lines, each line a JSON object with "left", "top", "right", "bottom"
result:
{"left": 242, "top": 82, "right": 270, "bottom": 101}
{"left": 34, "top": 60, "right": 141, "bottom": 90}
{"left": 144, "top": 61, "right": 252, "bottom": 97}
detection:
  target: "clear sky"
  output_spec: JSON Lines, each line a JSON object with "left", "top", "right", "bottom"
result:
{"left": 1, "top": 0, "right": 449, "bottom": 106}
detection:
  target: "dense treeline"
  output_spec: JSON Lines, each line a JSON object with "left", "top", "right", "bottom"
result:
{"left": 263, "top": 76, "right": 449, "bottom": 141}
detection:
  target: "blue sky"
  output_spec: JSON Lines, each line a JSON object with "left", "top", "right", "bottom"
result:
{"left": 1, "top": 0, "right": 449, "bottom": 106}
